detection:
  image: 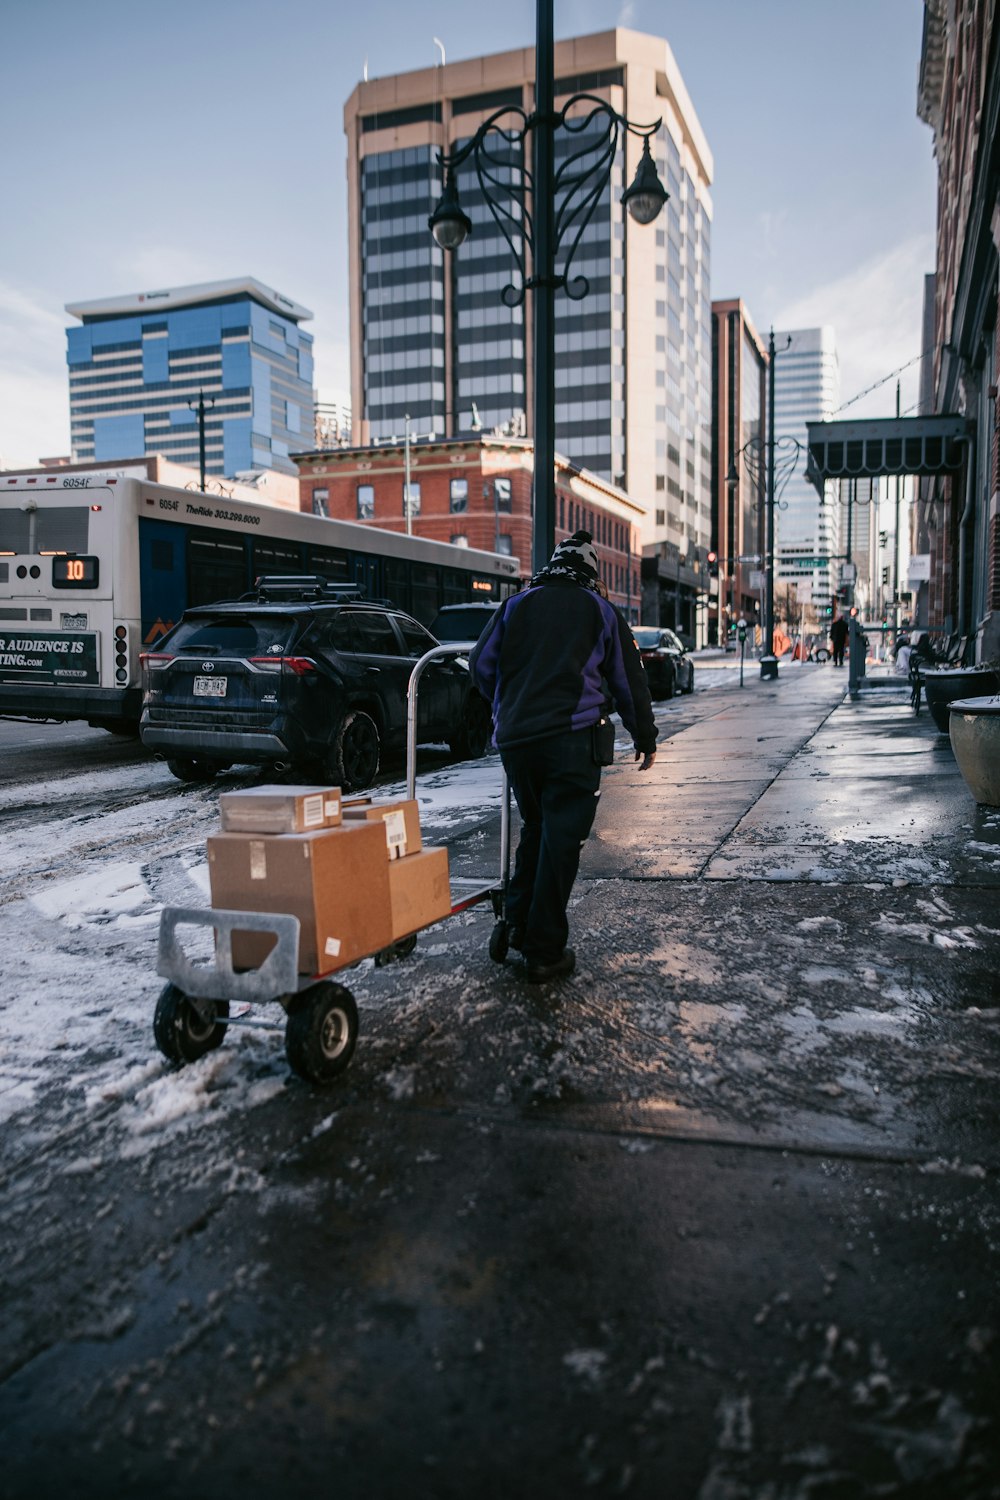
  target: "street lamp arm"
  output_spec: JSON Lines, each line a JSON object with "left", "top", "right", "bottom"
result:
{"left": 735, "top": 433, "right": 805, "bottom": 513}
{"left": 551, "top": 99, "right": 622, "bottom": 300}
{"left": 430, "top": 95, "right": 667, "bottom": 306}
{"left": 427, "top": 0, "right": 669, "bottom": 580}
{"left": 433, "top": 107, "right": 533, "bottom": 304}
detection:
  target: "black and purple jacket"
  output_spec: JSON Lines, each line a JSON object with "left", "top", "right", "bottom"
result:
{"left": 468, "top": 577, "right": 657, "bottom": 754}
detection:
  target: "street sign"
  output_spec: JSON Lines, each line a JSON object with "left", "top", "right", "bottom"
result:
{"left": 748, "top": 570, "right": 765, "bottom": 590}
{"left": 786, "top": 557, "right": 830, "bottom": 567}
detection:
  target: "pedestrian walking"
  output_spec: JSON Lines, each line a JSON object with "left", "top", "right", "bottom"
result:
{"left": 469, "top": 530, "right": 657, "bottom": 983}
{"left": 830, "top": 612, "right": 849, "bottom": 667}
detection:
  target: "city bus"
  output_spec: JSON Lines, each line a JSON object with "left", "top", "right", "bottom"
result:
{"left": 0, "top": 473, "right": 519, "bottom": 732}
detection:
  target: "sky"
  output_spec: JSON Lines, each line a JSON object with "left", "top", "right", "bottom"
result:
{"left": 0, "top": 0, "right": 936, "bottom": 469}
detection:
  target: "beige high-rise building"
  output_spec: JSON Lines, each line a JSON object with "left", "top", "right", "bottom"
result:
{"left": 343, "top": 28, "right": 713, "bottom": 552}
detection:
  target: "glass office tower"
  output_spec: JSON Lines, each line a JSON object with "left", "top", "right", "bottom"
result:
{"left": 773, "top": 325, "right": 841, "bottom": 604}
{"left": 361, "top": 146, "right": 447, "bottom": 440}
{"left": 65, "top": 278, "right": 315, "bottom": 478}
{"left": 344, "top": 29, "right": 713, "bottom": 548}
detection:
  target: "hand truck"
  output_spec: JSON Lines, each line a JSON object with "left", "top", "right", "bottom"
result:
{"left": 152, "top": 645, "right": 512, "bottom": 1085}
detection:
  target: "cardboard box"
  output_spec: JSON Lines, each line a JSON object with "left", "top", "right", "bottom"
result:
{"left": 219, "top": 784, "right": 342, "bottom": 834}
{"left": 387, "top": 846, "right": 451, "bottom": 939}
{"left": 342, "top": 798, "right": 422, "bottom": 860}
{"left": 207, "top": 821, "right": 392, "bottom": 973}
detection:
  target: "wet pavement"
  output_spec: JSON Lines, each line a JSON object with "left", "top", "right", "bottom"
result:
{"left": 3, "top": 662, "right": 1000, "bottom": 1499}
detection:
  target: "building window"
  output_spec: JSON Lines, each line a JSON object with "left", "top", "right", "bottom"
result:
{"left": 451, "top": 533, "right": 469, "bottom": 547}
{"left": 450, "top": 477, "right": 468, "bottom": 513}
{"left": 311, "top": 487, "right": 329, "bottom": 518}
{"left": 357, "top": 483, "right": 375, "bottom": 520}
{"left": 656, "top": 510, "right": 665, "bottom": 526}
{"left": 495, "top": 534, "right": 513, "bottom": 555}
{"left": 403, "top": 480, "right": 421, "bottom": 517}
{"left": 559, "top": 495, "right": 565, "bottom": 528}
{"left": 494, "top": 476, "right": 512, "bottom": 513}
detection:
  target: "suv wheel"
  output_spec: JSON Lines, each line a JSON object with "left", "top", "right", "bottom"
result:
{"left": 166, "top": 757, "right": 215, "bottom": 783}
{"left": 326, "top": 709, "right": 380, "bottom": 792}
{"left": 448, "top": 691, "right": 492, "bottom": 760}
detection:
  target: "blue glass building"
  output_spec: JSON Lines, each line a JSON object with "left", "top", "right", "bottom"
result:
{"left": 64, "top": 278, "right": 315, "bottom": 478}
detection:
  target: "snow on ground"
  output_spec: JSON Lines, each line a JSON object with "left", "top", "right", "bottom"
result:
{"left": 0, "top": 662, "right": 777, "bottom": 1153}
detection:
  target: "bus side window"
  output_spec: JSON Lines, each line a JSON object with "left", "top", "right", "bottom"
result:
{"left": 187, "top": 532, "right": 247, "bottom": 606}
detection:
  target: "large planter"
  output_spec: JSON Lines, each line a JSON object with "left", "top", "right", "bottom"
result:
{"left": 949, "top": 695, "right": 1000, "bottom": 806}
{"left": 923, "top": 664, "right": 1000, "bottom": 732}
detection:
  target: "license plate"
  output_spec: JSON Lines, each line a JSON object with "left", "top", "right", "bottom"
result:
{"left": 193, "top": 675, "right": 227, "bottom": 697}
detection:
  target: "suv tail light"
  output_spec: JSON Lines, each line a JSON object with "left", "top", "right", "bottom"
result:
{"left": 139, "top": 652, "right": 173, "bottom": 669}
{"left": 249, "top": 656, "right": 317, "bottom": 676}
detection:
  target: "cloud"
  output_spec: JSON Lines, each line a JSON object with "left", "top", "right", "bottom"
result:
{"left": 774, "top": 232, "right": 935, "bottom": 419}
{"left": 0, "top": 282, "right": 70, "bottom": 469}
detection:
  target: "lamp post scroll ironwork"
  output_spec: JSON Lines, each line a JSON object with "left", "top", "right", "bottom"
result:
{"left": 428, "top": 0, "right": 668, "bottom": 576}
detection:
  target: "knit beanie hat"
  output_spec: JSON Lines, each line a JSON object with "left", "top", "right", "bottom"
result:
{"left": 549, "top": 529, "right": 599, "bottom": 580}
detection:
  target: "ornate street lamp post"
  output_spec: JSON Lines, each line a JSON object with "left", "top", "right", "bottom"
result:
{"left": 428, "top": 0, "right": 668, "bottom": 576}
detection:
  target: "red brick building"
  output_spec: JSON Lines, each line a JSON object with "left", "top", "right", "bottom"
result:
{"left": 293, "top": 436, "right": 646, "bottom": 621}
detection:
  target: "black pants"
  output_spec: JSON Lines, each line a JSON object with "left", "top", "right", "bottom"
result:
{"left": 501, "top": 727, "right": 602, "bottom": 966}
{"left": 832, "top": 643, "right": 846, "bottom": 666}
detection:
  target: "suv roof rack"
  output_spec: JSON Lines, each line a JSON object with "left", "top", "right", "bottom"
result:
{"left": 245, "top": 575, "right": 368, "bottom": 603}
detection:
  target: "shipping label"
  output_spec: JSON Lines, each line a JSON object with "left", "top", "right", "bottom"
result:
{"left": 382, "top": 810, "right": 408, "bottom": 859}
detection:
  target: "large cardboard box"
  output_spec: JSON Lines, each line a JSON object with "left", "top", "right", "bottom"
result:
{"left": 207, "top": 821, "right": 392, "bottom": 973}
{"left": 342, "top": 798, "right": 421, "bottom": 860}
{"left": 387, "top": 847, "right": 450, "bottom": 939}
{"left": 219, "top": 784, "right": 342, "bottom": 834}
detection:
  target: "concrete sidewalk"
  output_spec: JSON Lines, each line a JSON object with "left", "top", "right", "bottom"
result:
{"left": 4, "top": 665, "right": 1000, "bottom": 1500}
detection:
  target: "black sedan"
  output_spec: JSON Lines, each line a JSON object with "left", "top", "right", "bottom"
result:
{"left": 633, "top": 627, "right": 695, "bottom": 700}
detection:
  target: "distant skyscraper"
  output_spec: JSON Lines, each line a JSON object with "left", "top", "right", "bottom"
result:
{"left": 772, "top": 326, "right": 840, "bottom": 602}
{"left": 65, "top": 278, "right": 315, "bottom": 479}
{"left": 343, "top": 28, "right": 714, "bottom": 553}
{"left": 711, "top": 299, "right": 768, "bottom": 641}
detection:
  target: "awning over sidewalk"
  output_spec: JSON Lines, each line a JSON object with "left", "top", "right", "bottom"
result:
{"left": 805, "top": 414, "right": 971, "bottom": 492}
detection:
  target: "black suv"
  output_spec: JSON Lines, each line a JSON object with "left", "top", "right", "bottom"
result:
{"left": 139, "top": 577, "right": 492, "bottom": 790}
{"left": 632, "top": 627, "right": 695, "bottom": 700}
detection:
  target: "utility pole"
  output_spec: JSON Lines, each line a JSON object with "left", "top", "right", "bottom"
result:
{"left": 893, "top": 381, "right": 901, "bottom": 640}
{"left": 766, "top": 329, "right": 777, "bottom": 658}
{"left": 404, "top": 414, "right": 412, "bottom": 537}
{"left": 188, "top": 389, "right": 215, "bottom": 492}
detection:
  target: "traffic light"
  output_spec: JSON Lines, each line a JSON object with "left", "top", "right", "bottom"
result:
{"left": 881, "top": 567, "right": 890, "bottom": 585}
{"left": 823, "top": 599, "right": 834, "bottom": 618}
{"left": 707, "top": 550, "right": 719, "bottom": 577}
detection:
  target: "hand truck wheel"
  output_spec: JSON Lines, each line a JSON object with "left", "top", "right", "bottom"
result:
{"left": 489, "top": 919, "right": 510, "bottom": 964}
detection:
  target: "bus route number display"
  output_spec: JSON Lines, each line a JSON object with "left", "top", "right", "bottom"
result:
{"left": 52, "top": 556, "right": 99, "bottom": 589}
